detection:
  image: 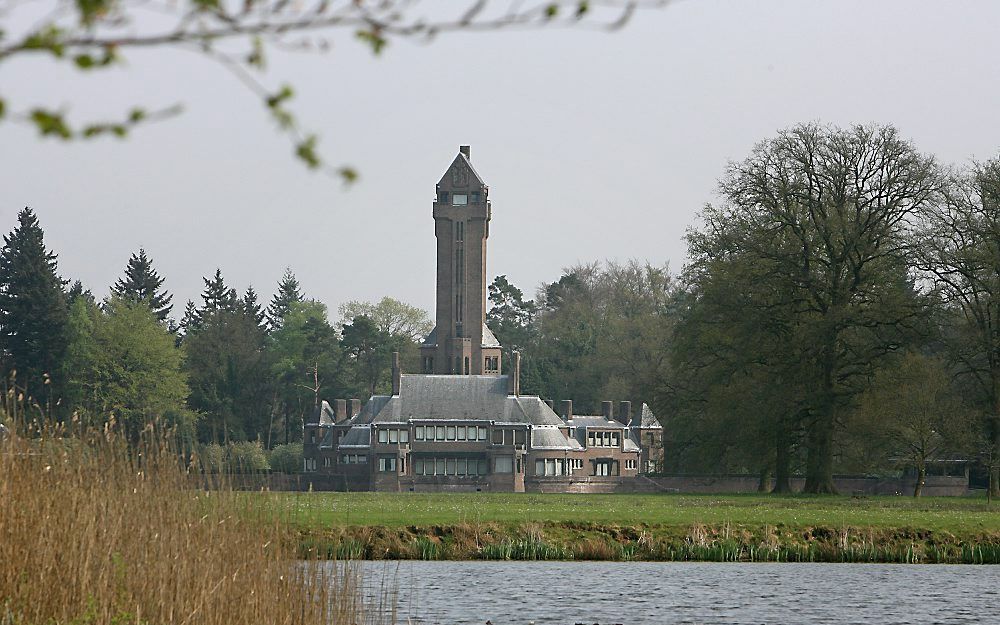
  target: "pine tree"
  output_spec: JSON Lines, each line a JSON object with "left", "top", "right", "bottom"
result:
{"left": 111, "top": 248, "right": 173, "bottom": 322}
{"left": 0, "top": 207, "right": 69, "bottom": 403}
{"left": 179, "top": 300, "right": 200, "bottom": 336}
{"left": 267, "top": 268, "right": 303, "bottom": 331}
{"left": 200, "top": 268, "right": 238, "bottom": 315}
{"left": 241, "top": 285, "right": 266, "bottom": 330}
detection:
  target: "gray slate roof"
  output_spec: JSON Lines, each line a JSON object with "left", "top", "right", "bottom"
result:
{"left": 352, "top": 374, "right": 565, "bottom": 427}
{"left": 422, "top": 323, "right": 501, "bottom": 348}
{"left": 531, "top": 426, "right": 582, "bottom": 450}
{"left": 338, "top": 426, "right": 372, "bottom": 448}
{"left": 638, "top": 403, "right": 661, "bottom": 428}
{"left": 313, "top": 400, "right": 336, "bottom": 425}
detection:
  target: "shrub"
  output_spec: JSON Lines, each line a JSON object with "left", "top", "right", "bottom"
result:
{"left": 226, "top": 440, "right": 270, "bottom": 473}
{"left": 198, "top": 442, "right": 226, "bottom": 473}
{"left": 269, "top": 442, "right": 303, "bottom": 474}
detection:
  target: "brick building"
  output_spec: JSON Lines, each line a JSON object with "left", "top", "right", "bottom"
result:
{"left": 303, "top": 146, "right": 662, "bottom": 492}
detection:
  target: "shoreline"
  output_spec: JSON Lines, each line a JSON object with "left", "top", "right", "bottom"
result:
{"left": 296, "top": 521, "right": 1000, "bottom": 564}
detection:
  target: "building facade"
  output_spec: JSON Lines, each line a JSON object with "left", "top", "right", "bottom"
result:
{"left": 303, "top": 146, "right": 662, "bottom": 492}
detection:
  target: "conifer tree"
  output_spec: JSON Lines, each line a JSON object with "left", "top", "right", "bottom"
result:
{"left": 179, "top": 300, "right": 200, "bottom": 336}
{"left": 0, "top": 208, "right": 69, "bottom": 403}
{"left": 200, "top": 269, "right": 238, "bottom": 315}
{"left": 241, "top": 285, "right": 266, "bottom": 330}
{"left": 111, "top": 248, "right": 173, "bottom": 322}
{"left": 267, "top": 268, "right": 303, "bottom": 331}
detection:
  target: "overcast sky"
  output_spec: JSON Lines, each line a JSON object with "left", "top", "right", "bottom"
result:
{"left": 2, "top": 0, "right": 999, "bottom": 321}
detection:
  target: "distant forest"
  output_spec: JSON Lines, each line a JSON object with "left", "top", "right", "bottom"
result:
{"left": 4, "top": 122, "right": 1000, "bottom": 494}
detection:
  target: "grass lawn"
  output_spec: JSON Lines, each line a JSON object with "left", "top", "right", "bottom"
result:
{"left": 270, "top": 492, "right": 1000, "bottom": 535}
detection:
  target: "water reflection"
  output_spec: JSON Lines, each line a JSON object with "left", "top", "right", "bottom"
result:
{"left": 338, "top": 560, "right": 1000, "bottom": 625}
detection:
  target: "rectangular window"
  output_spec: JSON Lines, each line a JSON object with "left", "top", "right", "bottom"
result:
{"left": 436, "top": 426, "right": 446, "bottom": 441}
{"left": 400, "top": 430, "right": 409, "bottom": 443}
{"left": 611, "top": 433, "right": 619, "bottom": 447}
{"left": 378, "top": 429, "right": 388, "bottom": 444}
{"left": 378, "top": 456, "right": 396, "bottom": 472}
{"left": 446, "top": 458, "right": 456, "bottom": 475}
{"left": 457, "top": 426, "right": 466, "bottom": 441}
{"left": 415, "top": 426, "right": 425, "bottom": 441}
{"left": 457, "top": 458, "right": 467, "bottom": 475}
{"left": 471, "top": 191, "right": 480, "bottom": 204}
{"left": 478, "top": 427, "right": 488, "bottom": 441}
{"left": 535, "top": 460, "right": 545, "bottom": 476}
{"left": 414, "top": 459, "right": 424, "bottom": 475}
{"left": 515, "top": 430, "right": 525, "bottom": 446}
{"left": 358, "top": 455, "right": 367, "bottom": 463}
{"left": 492, "top": 429, "right": 504, "bottom": 445}
{"left": 436, "top": 459, "right": 446, "bottom": 475}
{"left": 453, "top": 194, "right": 468, "bottom": 206}
{"left": 588, "top": 432, "right": 596, "bottom": 447}
{"left": 447, "top": 426, "right": 456, "bottom": 441}
{"left": 495, "top": 456, "right": 513, "bottom": 473}
{"left": 440, "top": 191, "right": 449, "bottom": 203}
{"left": 389, "top": 429, "right": 399, "bottom": 444}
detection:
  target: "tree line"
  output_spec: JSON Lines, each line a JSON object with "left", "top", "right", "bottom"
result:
{"left": 487, "top": 123, "right": 1000, "bottom": 496}
{"left": 0, "top": 213, "right": 430, "bottom": 450}
{"left": 5, "top": 121, "right": 1000, "bottom": 495}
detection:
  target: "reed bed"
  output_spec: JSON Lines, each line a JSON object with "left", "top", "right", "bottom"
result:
{"left": 0, "top": 424, "right": 383, "bottom": 625}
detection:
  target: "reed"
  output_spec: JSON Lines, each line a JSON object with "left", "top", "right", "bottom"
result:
{"left": 0, "top": 422, "right": 382, "bottom": 625}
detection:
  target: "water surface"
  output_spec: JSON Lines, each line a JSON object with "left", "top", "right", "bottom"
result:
{"left": 350, "top": 561, "right": 1000, "bottom": 625}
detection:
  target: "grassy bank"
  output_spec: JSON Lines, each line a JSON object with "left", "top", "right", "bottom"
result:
{"left": 273, "top": 492, "right": 1000, "bottom": 564}
{"left": 0, "top": 431, "right": 379, "bottom": 625}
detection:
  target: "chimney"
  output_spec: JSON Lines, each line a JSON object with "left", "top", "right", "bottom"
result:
{"left": 617, "top": 400, "right": 632, "bottom": 425}
{"left": 391, "top": 351, "right": 401, "bottom": 396}
{"left": 560, "top": 400, "right": 573, "bottom": 422}
{"left": 459, "top": 145, "right": 471, "bottom": 159}
{"left": 334, "top": 399, "right": 347, "bottom": 423}
{"left": 348, "top": 399, "right": 361, "bottom": 418}
{"left": 602, "top": 401, "right": 614, "bottom": 421}
{"left": 510, "top": 352, "right": 521, "bottom": 396}
{"left": 544, "top": 399, "right": 555, "bottom": 411}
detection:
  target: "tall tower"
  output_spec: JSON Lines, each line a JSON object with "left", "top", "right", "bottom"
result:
{"left": 420, "top": 146, "right": 502, "bottom": 376}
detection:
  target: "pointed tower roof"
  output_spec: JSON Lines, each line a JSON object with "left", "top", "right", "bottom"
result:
{"left": 437, "top": 146, "right": 486, "bottom": 189}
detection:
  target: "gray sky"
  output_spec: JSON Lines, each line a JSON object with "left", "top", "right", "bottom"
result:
{"left": 2, "top": 0, "right": 999, "bottom": 321}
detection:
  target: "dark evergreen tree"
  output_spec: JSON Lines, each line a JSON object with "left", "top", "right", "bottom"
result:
{"left": 199, "top": 268, "right": 238, "bottom": 315}
{"left": 241, "top": 285, "right": 266, "bottom": 330}
{"left": 0, "top": 208, "right": 69, "bottom": 407}
{"left": 179, "top": 299, "right": 200, "bottom": 336}
{"left": 66, "top": 279, "right": 96, "bottom": 307}
{"left": 267, "top": 268, "right": 303, "bottom": 332}
{"left": 111, "top": 248, "right": 173, "bottom": 322}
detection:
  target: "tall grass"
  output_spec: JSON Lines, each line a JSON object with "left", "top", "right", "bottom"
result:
{"left": 0, "top": 423, "right": 384, "bottom": 625}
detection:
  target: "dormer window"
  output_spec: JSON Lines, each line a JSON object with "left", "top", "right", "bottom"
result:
{"left": 453, "top": 194, "right": 468, "bottom": 206}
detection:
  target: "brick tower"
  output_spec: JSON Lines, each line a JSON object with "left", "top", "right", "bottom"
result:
{"left": 419, "top": 146, "right": 502, "bottom": 376}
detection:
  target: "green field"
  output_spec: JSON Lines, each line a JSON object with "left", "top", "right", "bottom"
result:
{"left": 275, "top": 492, "right": 1000, "bottom": 535}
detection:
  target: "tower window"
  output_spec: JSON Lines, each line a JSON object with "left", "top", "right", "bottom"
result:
{"left": 452, "top": 194, "right": 468, "bottom": 206}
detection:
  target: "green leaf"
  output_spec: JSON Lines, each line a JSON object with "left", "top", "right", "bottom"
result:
{"left": 355, "top": 29, "right": 387, "bottom": 55}
{"left": 295, "top": 136, "right": 320, "bottom": 169}
{"left": 30, "top": 109, "right": 72, "bottom": 140}
{"left": 576, "top": 1, "right": 589, "bottom": 18}
{"left": 265, "top": 85, "right": 294, "bottom": 109}
{"left": 128, "top": 108, "right": 146, "bottom": 123}
{"left": 338, "top": 167, "right": 358, "bottom": 184}
{"left": 545, "top": 3, "right": 559, "bottom": 18}
{"left": 23, "top": 26, "right": 65, "bottom": 57}
{"left": 74, "top": 54, "right": 95, "bottom": 69}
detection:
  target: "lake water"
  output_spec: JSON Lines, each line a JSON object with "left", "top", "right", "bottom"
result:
{"left": 349, "top": 561, "right": 1000, "bottom": 625}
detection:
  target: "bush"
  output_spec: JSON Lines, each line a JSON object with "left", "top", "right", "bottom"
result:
{"left": 198, "top": 443, "right": 226, "bottom": 473}
{"left": 269, "top": 443, "right": 303, "bottom": 474}
{"left": 225, "top": 441, "right": 270, "bottom": 473}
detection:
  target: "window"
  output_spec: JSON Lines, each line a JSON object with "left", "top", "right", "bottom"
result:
{"left": 304, "top": 458, "right": 316, "bottom": 472}
{"left": 323, "top": 457, "right": 331, "bottom": 468}
{"left": 471, "top": 191, "right": 480, "bottom": 204}
{"left": 446, "top": 458, "right": 456, "bottom": 475}
{"left": 400, "top": 430, "right": 409, "bottom": 443}
{"left": 457, "top": 426, "right": 466, "bottom": 441}
{"left": 478, "top": 427, "right": 488, "bottom": 441}
{"left": 378, "top": 456, "right": 397, "bottom": 472}
{"left": 453, "top": 194, "right": 468, "bottom": 206}
{"left": 378, "top": 429, "right": 388, "bottom": 444}
{"left": 515, "top": 430, "right": 525, "bottom": 446}
{"left": 440, "top": 191, "right": 449, "bottom": 203}
{"left": 447, "top": 426, "right": 456, "bottom": 441}
{"left": 436, "top": 458, "right": 446, "bottom": 475}
{"left": 389, "top": 429, "right": 399, "bottom": 444}
{"left": 436, "top": 426, "right": 446, "bottom": 441}
{"left": 415, "top": 426, "right": 425, "bottom": 440}
{"left": 495, "top": 456, "right": 513, "bottom": 473}
{"left": 414, "top": 459, "right": 424, "bottom": 474}
{"left": 457, "top": 458, "right": 467, "bottom": 475}
{"left": 358, "top": 455, "right": 367, "bottom": 463}
{"left": 478, "top": 459, "right": 489, "bottom": 475}
{"left": 492, "top": 429, "right": 504, "bottom": 445}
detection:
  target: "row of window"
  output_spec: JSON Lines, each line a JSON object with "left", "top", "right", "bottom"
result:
{"left": 377, "top": 428, "right": 410, "bottom": 444}
{"left": 414, "top": 457, "right": 490, "bottom": 476}
{"left": 378, "top": 455, "right": 405, "bottom": 473}
{"left": 484, "top": 356, "right": 499, "bottom": 373}
{"left": 341, "top": 454, "right": 368, "bottom": 464}
{"left": 416, "top": 425, "right": 488, "bottom": 442}
{"left": 588, "top": 431, "right": 621, "bottom": 448}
